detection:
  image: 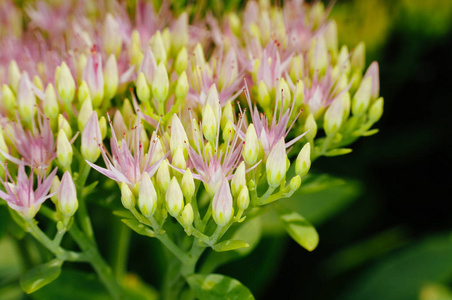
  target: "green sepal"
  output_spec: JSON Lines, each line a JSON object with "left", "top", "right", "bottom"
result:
{"left": 361, "top": 128, "right": 379, "bottom": 136}
{"left": 186, "top": 273, "right": 255, "bottom": 300}
{"left": 274, "top": 204, "right": 319, "bottom": 251}
{"left": 20, "top": 259, "right": 63, "bottom": 294}
{"left": 212, "top": 240, "right": 249, "bottom": 252}
{"left": 325, "top": 148, "right": 353, "bottom": 157}
{"left": 121, "top": 219, "right": 155, "bottom": 237}
{"left": 113, "top": 209, "right": 135, "bottom": 219}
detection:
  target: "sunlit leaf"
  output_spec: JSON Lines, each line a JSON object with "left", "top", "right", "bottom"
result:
{"left": 20, "top": 259, "right": 63, "bottom": 294}
{"left": 187, "top": 273, "right": 254, "bottom": 300}
{"left": 274, "top": 204, "right": 319, "bottom": 251}
{"left": 212, "top": 240, "right": 249, "bottom": 252}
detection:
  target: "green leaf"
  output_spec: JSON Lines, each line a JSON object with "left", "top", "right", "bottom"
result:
{"left": 232, "top": 216, "right": 262, "bottom": 256}
{"left": 20, "top": 259, "right": 63, "bottom": 294}
{"left": 325, "top": 148, "right": 353, "bottom": 157}
{"left": 121, "top": 219, "right": 155, "bottom": 237}
{"left": 113, "top": 209, "right": 135, "bottom": 219}
{"left": 186, "top": 274, "right": 255, "bottom": 300}
{"left": 362, "top": 128, "right": 379, "bottom": 136}
{"left": 212, "top": 240, "right": 249, "bottom": 252}
{"left": 340, "top": 232, "right": 452, "bottom": 300}
{"left": 274, "top": 204, "right": 319, "bottom": 251}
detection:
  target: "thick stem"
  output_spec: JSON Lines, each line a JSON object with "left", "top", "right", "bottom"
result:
{"left": 111, "top": 223, "right": 131, "bottom": 280}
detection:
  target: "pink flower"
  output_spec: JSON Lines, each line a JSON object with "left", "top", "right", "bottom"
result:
{"left": 0, "top": 162, "right": 57, "bottom": 219}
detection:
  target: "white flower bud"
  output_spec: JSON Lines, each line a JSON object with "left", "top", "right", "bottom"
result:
{"left": 78, "top": 81, "right": 90, "bottom": 103}
{"left": 8, "top": 60, "right": 21, "bottom": 93}
{"left": 58, "top": 114, "right": 72, "bottom": 139}
{"left": 351, "top": 42, "right": 366, "bottom": 73}
{"left": 243, "top": 124, "right": 259, "bottom": 165}
{"left": 103, "top": 13, "right": 122, "bottom": 57}
{"left": 231, "top": 162, "right": 246, "bottom": 197}
{"left": 50, "top": 176, "right": 61, "bottom": 205}
{"left": 1, "top": 84, "right": 15, "bottom": 114}
{"left": 56, "top": 62, "right": 75, "bottom": 105}
{"left": 212, "top": 179, "right": 234, "bottom": 226}
{"left": 324, "top": 98, "right": 344, "bottom": 136}
{"left": 150, "top": 31, "right": 167, "bottom": 65}
{"left": 157, "top": 159, "right": 171, "bottom": 192}
{"left": 172, "top": 146, "right": 186, "bottom": 170}
{"left": 138, "top": 173, "right": 157, "bottom": 217}
{"left": 43, "top": 84, "right": 59, "bottom": 120}
{"left": 352, "top": 76, "right": 372, "bottom": 117}
{"left": 202, "top": 104, "right": 218, "bottom": 143}
{"left": 289, "top": 175, "right": 302, "bottom": 191}
{"left": 152, "top": 62, "right": 169, "bottom": 103}
{"left": 166, "top": 177, "right": 184, "bottom": 217}
{"left": 174, "top": 47, "right": 188, "bottom": 75}
{"left": 175, "top": 71, "right": 189, "bottom": 99}
{"left": 99, "top": 116, "right": 108, "bottom": 140}
{"left": 58, "top": 172, "right": 78, "bottom": 217}
{"left": 266, "top": 138, "right": 287, "bottom": 188}
{"left": 369, "top": 97, "right": 384, "bottom": 124}
{"left": 81, "top": 111, "right": 102, "bottom": 163}
{"left": 222, "top": 120, "right": 235, "bottom": 142}
{"left": 78, "top": 96, "right": 93, "bottom": 131}
{"left": 180, "top": 203, "right": 194, "bottom": 228}
{"left": 181, "top": 169, "right": 195, "bottom": 199}
{"left": 170, "top": 114, "right": 189, "bottom": 156}
{"left": 257, "top": 81, "right": 270, "bottom": 108}
{"left": 104, "top": 54, "right": 119, "bottom": 101}
{"left": 237, "top": 186, "right": 250, "bottom": 210}
{"left": 17, "top": 73, "right": 36, "bottom": 121}
{"left": 136, "top": 72, "right": 151, "bottom": 104}
{"left": 295, "top": 143, "right": 311, "bottom": 178}
{"left": 120, "top": 182, "right": 135, "bottom": 210}
{"left": 57, "top": 129, "right": 73, "bottom": 171}
{"left": 221, "top": 102, "right": 235, "bottom": 130}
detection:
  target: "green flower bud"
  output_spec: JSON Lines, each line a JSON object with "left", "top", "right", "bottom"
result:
{"left": 58, "top": 172, "right": 79, "bottom": 217}
{"left": 289, "top": 54, "right": 304, "bottom": 82}
{"left": 1, "top": 84, "right": 16, "bottom": 115}
{"left": 9, "top": 60, "right": 21, "bottom": 93}
{"left": 324, "top": 98, "right": 344, "bottom": 136}
{"left": 99, "top": 116, "right": 108, "bottom": 140}
{"left": 120, "top": 182, "right": 136, "bottom": 210}
{"left": 290, "top": 175, "right": 302, "bottom": 192}
{"left": 138, "top": 173, "right": 157, "bottom": 217}
{"left": 57, "top": 129, "right": 73, "bottom": 171}
{"left": 77, "top": 81, "right": 90, "bottom": 103}
{"left": 295, "top": 143, "right": 311, "bottom": 178}
{"left": 221, "top": 101, "right": 235, "bottom": 130}
{"left": 170, "top": 114, "right": 189, "bottom": 157}
{"left": 368, "top": 97, "right": 384, "bottom": 124}
{"left": 278, "top": 78, "right": 291, "bottom": 110}
{"left": 231, "top": 162, "right": 246, "bottom": 197}
{"left": 257, "top": 81, "right": 271, "bottom": 108}
{"left": 175, "top": 71, "right": 189, "bottom": 99}
{"left": 181, "top": 169, "right": 195, "bottom": 199}
{"left": 180, "top": 203, "right": 194, "bottom": 228}
{"left": 56, "top": 62, "right": 75, "bottom": 106}
{"left": 352, "top": 76, "right": 372, "bottom": 117}
{"left": 172, "top": 146, "right": 186, "bottom": 170}
{"left": 137, "top": 72, "right": 151, "bottom": 104}
{"left": 237, "top": 186, "right": 250, "bottom": 210}
{"left": 294, "top": 80, "right": 305, "bottom": 108}
{"left": 202, "top": 104, "right": 218, "bottom": 143}
{"left": 152, "top": 62, "right": 169, "bottom": 103}
{"left": 150, "top": 31, "right": 167, "bottom": 64}
{"left": 304, "top": 113, "right": 317, "bottom": 141}
{"left": 104, "top": 54, "right": 119, "bottom": 101}
{"left": 243, "top": 124, "right": 259, "bottom": 165}
{"left": 78, "top": 95, "right": 93, "bottom": 131}
{"left": 266, "top": 138, "right": 287, "bottom": 188}
{"left": 50, "top": 176, "right": 61, "bottom": 205}
{"left": 166, "top": 177, "right": 184, "bottom": 217}
{"left": 308, "top": 37, "right": 328, "bottom": 76}
{"left": 325, "top": 20, "right": 338, "bottom": 61}
{"left": 174, "top": 47, "right": 188, "bottom": 75}
{"left": 58, "top": 114, "right": 72, "bottom": 139}
{"left": 157, "top": 159, "right": 171, "bottom": 193}
{"left": 103, "top": 13, "right": 122, "bottom": 57}
{"left": 33, "top": 75, "right": 43, "bottom": 91}
{"left": 351, "top": 42, "right": 366, "bottom": 73}
{"left": 222, "top": 120, "right": 235, "bottom": 142}
{"left": 43, "top": 84, "right": 59, "bottom": 120}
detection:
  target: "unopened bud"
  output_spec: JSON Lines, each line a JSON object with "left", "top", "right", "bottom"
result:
{"left": 202, "top": 104, "right": 218, "bottom": 143}
{"left": 351, "top": 42, "right": 366, "bottom": 73}
{"left": 166, "top": 177, "right": 184, "bottom": 217}
{"left": 81, "top": 111, "right": 102, "bottom": 163}
{"left": 221, "top": 102, "right": 235, "bottom": 129}
{"left": 181, "top": 169, "right": 195, "bottom": 199}
{"left": 157, "top": 159, "right": 171, "bottom": 192}
{"left": 1, "top": 84, "right": 15, "bottom": 114}
{"left": 237, "top": 186, "right": 250, "bottom": 210}
{"left": 295, "top": 143, "right": 311, "bottom": 178}
{"left": 150, "top": 31, "right": 167, "bottom": 65}
{"left": 9, "top": 60, "right": 21, "bottom": 93}
{"left": 120, "top": 182, "right": 135, "bottom": 210}
{"left": 58, "top": 115, "right": 72, "bottom": 139}
{"left": 222, "top": 120, "right": 235, "bottom": 142}
{"left": 324, "top": 98, "right": 344, "bottom": 136}
{"left": 290, "top": 175, "right": 302, "bottom": 191}
{"left": 368, "top": 97, "right": 384, "bottom": 124}
{"left": 152, "top": 62, "right": 169, "bottom": 103}
{"left": 231, "top": 162, "right": 246, "bottom": 197}
{"left": 171, "top": 12, "right": 189, "bottom": 54}
{"left": 243, "top": 124, "right": 259, "bottom": 165}
{"left": 138, "top": 173, "right": 157, "bottom": 217}
{"left": 266, "top": 138, "right": 287, "bottom": 187}
{"left": 175, "top": 71, "right": 189, "bottom": 99}
{"left": 289, "top": 54, "right": 304, "bottom": 81}
{"left": 278, "top": 78, "right": 291, "bottom": 111}
{"left": 257, "top": 81, "right": 270, "bottom": 108}
{"left": 43, "top": 84, "right": 59, "bottom": 120}
{"left": 304, "top": 114, "right": 317, "bottom": 141}
{"left": 58, "top": 172, "right": 78, "bottom": 217}
{"left": 84, "top": 53, "right": 104, "bottom": 108}
{"left": 104, "top": 54, "right": 119, "bottom": 101}
{"left": 174, "top": 47, "right": 188, "bottom": 75}
{"left": 56, "top": 62, "right": 75, "bottom": 105}
{"left": 170, "top": 114, "right": 189, "bottom": 156}
{"left": 352, "top": 76, "right": 372, "bottom": 116}
{"left": 99, "top": 116, "right": 108, "bottom": 140}
{"left": 78, "top": 96, "right": 93, "bottom": 131}
{"left": 103, "top": 13, "right": 122, "bottom": 57}
{"left": 137, "top": 72, "right": 151, "bottom": 104}
{"left": 33, "top": 75, "right": 43, "bottom": 91}
{"left": 50, "top": 176, "right": 61, "bottom": 205}
{"left": 325, "top": 20, "right": 338, "bottom": 60}
{"left": 212, "top": 179, "right": 234, "bottom": 226}
{"left": 180, "top": 203, "right": 194, "bottom": 228}
{"left": 172, "top": 146, "right": 186, "bottom": 170}
{"left": 308, "top": 37, "right": 328, "bottom": 75}
{"left": 57, "top": 129, "right": 73, "bottom": 171}
{"left": 17, "top": 73, "right": 36, "bottom": 121}
{"left": 294, "top": 80, "right": 305, "bottom": 107}
{"left": 78, "top": 81, "right": 90, "bottom": 103}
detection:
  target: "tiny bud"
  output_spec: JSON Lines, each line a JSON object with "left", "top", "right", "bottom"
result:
{"left": 157, "top": 159, "right": 171, "bottom": 192}
{"left": 78, "top": 95, "right": 93, "bottom": 131}
{"left": 58, "top": 172, "right": 78, "bottom": 217}
{"left": 294, "top": 80, "right": 305, "bottom": 107}
{"left": 206, "top": 85, "right": 221, "bottom": 122}
{"left": 222, "top": 120, "right": 235, "bottom": 142}
{"left": 295, "top": 143, "right": 311, "bottom": 178}
{"left": 266, "top": 138, "right": 287, "bottom": 188}
{"left": 56, "top": 62, "right": 76, "bottom": 105}
{"left": 368, "top": 97, "right": 384, "bottom": 124}
{"left": 99, "top": 116, "right": 108, "bottom": 140}
{"left": 170, "top": 114, "right": 188, "bottom": 156}
{"left": 50, "top": 176, "right": 61, "bottom": 205}
{"left": 171, "top": 12, "right": 189, "bottom": 54}
{"left": 221, "top": 102, "right": 235, "bottom": 130}
{"left": 103, "top": 13, "right": 122, "bottom": 57}
{"left": 1, "top": 84, "right": 16, "bottom": 115}
{"left": 325, "top": 20, "right": 338, "bottom": 60}
{"left": 352, "top": 76, "right": 372, "bottom": 117}
{"left": 58, "top": 115, "right": 72, "bottom": 139}
{"left": 231, "top": 162, "right": 246, "bottom": 197}
{"left": 17, "top": 73, "right": 36, "bottom": 121}
{"left": 363, "top": 62, "right": 380, "bottom": 100}
{"left": 84, "top": 53, "right": 104, "bottom": 108}
{"left": 257, "top": 81, "right": 270, "bottom": 108}
{"left": 304, "top": 114, "right": 317, "bottom": 141}
{"left": 9, "top": 60, "right": 21, "bottom": 93}
{"left": 137, "top": 72, "right": 151, "bottom": 104}
{"left": 172, "top": 146, "right": 186, "bottom": 170}
{"left": 212, "top": 179, "right": 234, "bottom": 226}
{"left": 78, "top": 81, "right": 90, "bottom": 103}
{"left": 104, "top": 54, "right": 119, "bottom": 101}
{"left": 308, "top": 37, "right": 328, "bottom": 76}
{"left": 175, "top": 71, "right": 189, "bottom": 99}
{"left": 81, "top": 111, "right": 102, "bottom": 163}
{"left": 324, "top": 98, "right": 344, "bottom": 136}
{"left": 174, "top": 47, "right": 188, "bottom": 75}
{"left": 290, "top": 175, "right": 302, "bottom": 191}
{"left": 181, "top": 169, "right": 195, "bottom": 199}
{"left": 57, "top": 129, "right": 73, "bottom": 171}
{"left": 152, "top": 62, "right": 169, "bottom": 103}
{"left": 120, "top": 182, "right": 135, "bottom": 210}
{"left": 180, "top": 203, "right": 194, "bottom": 228}
{"left": 166, "top": 177, "right": 184, "bottom": 217}
{"left": 351, "top": 42, "right": 366, "bottom": 73}
{"left": 138, "top": 173, "right": 157, "bottom": 217}
{"left": 289, "top": 54, "right": 304, "bottom": 82}
{"left": 33, "top": 75, "right": 43, "bottom": 91}
{"left": 237, "top": 186, "right": 250, "bottom": 210}
{"left": 243, "top": 124, "right": 259, "bottom": 165}
{"left": 202, "top": 104, "right": 218, "bottom": 143}
{"left": 43, "top": 84, "right": 59, "bottom": 120}
{"left": 161, "top": 28, "right": 172, "bottom": 54}
{"left": 150, "top": 31, "right": 167, "bottom": 65}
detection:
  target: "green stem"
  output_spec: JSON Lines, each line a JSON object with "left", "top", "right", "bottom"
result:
{"left": 111, "top": 223, "right": 131, "bottom": 280}
{"left": 256, "top": 186, "right": 276, "bottom": 206}
{"left": 76, "top": 161, "right": 94, "bottom": 242}
{"left": 69, "top": 224, "right": 124, "bottom": 299}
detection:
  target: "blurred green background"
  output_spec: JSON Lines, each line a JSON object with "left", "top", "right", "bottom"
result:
{"left": 1, "top": 0, "right": 452, "bottom": 299}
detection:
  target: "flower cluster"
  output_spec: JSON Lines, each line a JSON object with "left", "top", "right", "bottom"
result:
{"left": 0, "top": 0, "right": 382, "bottom": 252}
